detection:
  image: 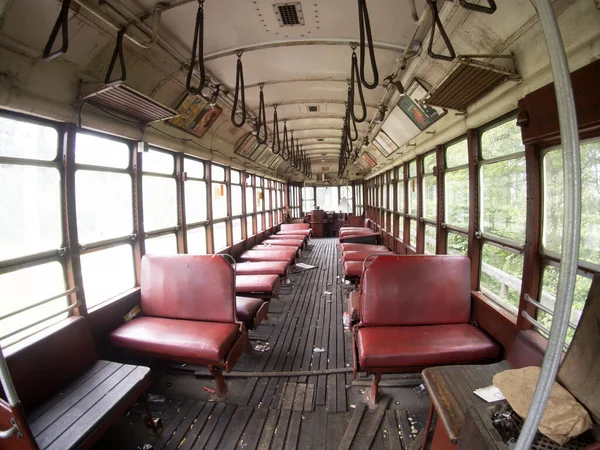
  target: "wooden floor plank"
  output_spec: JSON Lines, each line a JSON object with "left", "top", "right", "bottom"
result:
{"left": 337, "top": 403, "right": 367, "bottom": 450}
{"left": 303, "top": 384, "right": 315, "bottom": 413}
{"left": 292, "top": 383, "right": 307, "bottom": 411}
{"left": 203, "top": 403, "right": 236, "bottom": 450}
{"left": 236, "top": 408, "right": 269, "bottom": 450}
{"left": 283, "top": 410, "right": 303, "bottom": 450}
{"left": 395, "top": 409, "right": 414, "bottom": 449}
{"left": 354, "top": 398, "right": 390, "bottom": 450}
{"left": 256, "top": 409, "right": 281, "bottom": 450}
{"left": 269, "top": 408, "right": 292, "bottom": 450}
{"left": 192, "top": 403, "right": 227, "bottom": 449}
{"left": 178, "top": 403, "right": 216, "bottom": 450}
{"left": 163, "top": 400, "right": 205, "bottom": 450}
{"left": 310, "top": 408, "right": 328, "bottom": 450}
{"left": 217, "top": 406, "right": 254, "bottom": 450}
{"left": 384, "top": 411, "right": 403, "bottom": 450}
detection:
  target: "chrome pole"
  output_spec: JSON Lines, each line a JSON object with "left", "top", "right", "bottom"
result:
{"left": 0, "top": 345, "right": 19, "bottom": 407}
{"left": 514, "top": 0, "right": 581, "bottom": 448}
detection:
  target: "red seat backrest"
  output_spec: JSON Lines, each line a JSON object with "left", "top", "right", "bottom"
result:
{"left": 141, "top": 255, "right": 235, "bottom": 323}
{"left": 280, "top": 223, "right": 309, "bottom": 232}
{"left": 360, "top": 255, "right": 471, "bottom": 327}
{"left": 4, "top": 316, "right": 98, "bottom": 412}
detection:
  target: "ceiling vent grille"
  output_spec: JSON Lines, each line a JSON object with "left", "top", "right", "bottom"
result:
{"left": 317, "top": 138, "right": 324, "bottom": 142}
{"left": 306, "top": 105, "right": 320, "bottom": 113}
{"left": 273, "top": 3, "right": 305, "bottom": 27}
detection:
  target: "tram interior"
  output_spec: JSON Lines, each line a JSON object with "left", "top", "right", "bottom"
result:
{"left": 1, "top": 0, "right": 600, "bottom": 449}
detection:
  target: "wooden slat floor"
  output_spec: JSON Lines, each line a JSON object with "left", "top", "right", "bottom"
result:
{"left": 93, "top": 239, "right": 431, "bottom": 450}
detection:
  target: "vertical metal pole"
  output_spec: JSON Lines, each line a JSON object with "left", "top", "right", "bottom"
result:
{"left": 514, "top": 0, "right": 581, "bottom": 448}
{"left": 0, "top": 346, "right": 19, "bottom": 407}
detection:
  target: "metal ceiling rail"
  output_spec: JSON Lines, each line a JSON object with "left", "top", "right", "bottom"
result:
{"left": 264, "top": 115, "right": 347, "bottom": 125}
{"left": 203, "top": 38, "right": 408, "bottom": 62}
{"left": 514, "top": 0, "right": 581, "bottom": 448}
{"left": 251, "top": 99, "right": 379, "bottom": 111}
{"left": 244, "top": 77, "right": 351, "bottom": 90}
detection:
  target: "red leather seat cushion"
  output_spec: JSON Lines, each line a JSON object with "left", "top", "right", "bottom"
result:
{"left": 236, "top": 274, "right": 281, "bottom": 294}
{"left": 236, "top": 261, "right": 289, "bottom": 277}
{"left": 236, "top": 296, "right": 265, "bottom": 325}
{"left": 269, "top": 234, "right": 307, "bottom": 242}
{"left": 348, "top": 291, "right": 360, "bottom": 322}
{"left": 262, "top": 239, "right": 304, "bottom": 248}
{"left": 277, "top": 230, "right": 311, "bottom": 236}
{"left": 110, "top": 317, "right": 239, "bottom": 363}
{"left": 339, "top": 232, "right": 380, "bottom": 243}
{"left": 342, "top": 251, "right": 394, "bottom": 264}
{"left": 339, "top": 244, "right": 389, "bottom": 253}
{"left": 280, "top": 224, "right": 310, "bottom": 233}
{"left": 339, "top": 228, "right": 376, "bottom": 237}
{"left": 357, "top": 324, "right": 500, "bottom": 369}
{"left": 239, "top": 250, "right": 295, "bottom": 264}
{"left": 344, "top": 261, "right": 364, "bottom": 277}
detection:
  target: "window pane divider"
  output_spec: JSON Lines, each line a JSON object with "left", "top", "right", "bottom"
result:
{"left": 186, "top": 221, "right": 209, "bottom": 229}
{"left": 185, "top": 176, "right": 206, "bottom": 182}
{"left": 0, "top": 156, "right": 59, "bottom": 168}
{"left": 145, "top": 227, "right": 179, "bottom": 238}
{"left": 142, "top": 171, "right": 176, "bottom": 179}
{"left": 0, "top": 251, "right": 63, "bottom": 273}
{"left": 445, "top": 224, "right": 468, "bottom": 234}
{"left": 479, "top": 151, "right": 525, "bottom": 166}
{"left": 540, "top": 252, "right": 600, "bottom": 275}
{"left": 79, "top": 235, "right": 134, "bottom": 253}
{"left": 0, "top": 301, "right": 79, "bottom": 342}
{"left": 0, "top": 286, "right": 78, "bottom": 322}
{"left": 75, "top": 164, "right": 130, "bottom": 174}
{"left": 445, "top": 164, "right": 469, "bottom": 172}
{"left": 482, "top": 235, "right": 525, "bottom": 253}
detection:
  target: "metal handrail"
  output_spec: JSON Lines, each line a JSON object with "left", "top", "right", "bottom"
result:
{"left": 0, "top": 302, "right": 80, "bottom": 342}
{"left": 521, "top": 311, "right": 569, "bottom": 352}
{"left": 514, "top": 0, "right": 581, "bottom": 448}
{"left": 523, "top": 293, "right": 578, "bottom": 330}
{"left": 0, "top": 286, "right": 78, "bottom": 322}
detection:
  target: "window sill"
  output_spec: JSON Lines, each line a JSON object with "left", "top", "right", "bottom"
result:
{"left": 87, "top": 287, "right": 141, "bottom": 314}
{"left": 471, "top": 291, "right": 518, "bottom": 326}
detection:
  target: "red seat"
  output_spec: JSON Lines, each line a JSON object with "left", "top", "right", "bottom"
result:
{"left": 236, "top": 274, "right": 281, "bottom": 298}
{"left": 339, "top": 243, "right": 389, "bottom": 253}
{"left": 236, "top": 261, "right": 290, "bottom": 278}
{"left": 339, "top": 231, "right": 380, "bottom": 244}
{"left": 236, "top": 296, "right": 269, "bottom": 330}
{"left": 111, "top": 317, "right": 239, "bottom": 363}
{"left": 239, "top": 249, "right": 296, "bottom": 265}
{"left": 253, "top": 244, "right": 301, "bottom": 257}
{"left": 279, "top": 223, "right": 311, "bottom": 237}
{"left": 357, "top": 324, "right": 500, "bottom": 369}
{"left": 262, "top": 239, "right": 304, "bottom": 248}
{"left": 342, "top": 250, "right": 394, "bottom": 264}
{"left": 344, "top": 261, "right": 364, "bottom": 279}
{"left": 269, "top": 233, "right": 307, "bottom": 243}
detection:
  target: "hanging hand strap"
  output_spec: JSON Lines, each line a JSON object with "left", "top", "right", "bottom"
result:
{"left": 459, "top": 0, "right": 496, "bottom": 14}
{"left": 105, "top": 27, "right": 127, "bottom": 86}
{"left": 357, "top": 0, "right": 379, "bottom": 89}
{"left": 426, "top": 0, "right": 456, "bottom": 61}
{"left": 231, "top": 52, "right": 246, "bottom": 128}
{"left": 256, "top": 84, "right": 268, "bottom": 144}
{"left": 186, "top": 0, "right": 206, "bottom": 94}
{"left": 272, "top": 106, "right": 281, "bottom": 154}
{"left": 349, "top": 51, "right": 367, "bottom": 123}
{"left": 44, "top": 0, "right": 72, "bottom": 61}
{"left": 281, "top": 120, "right": 290, "bottom": 161}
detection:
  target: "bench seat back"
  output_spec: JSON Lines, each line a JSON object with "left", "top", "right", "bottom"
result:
{"left": 141, "top": 254, "right": 235, "bottom": 324}
{"left": 280, "top": 223, "right": 309, "bottom": 232}
{"left": 360, "top": 255, "right": 471, "bottom": 327}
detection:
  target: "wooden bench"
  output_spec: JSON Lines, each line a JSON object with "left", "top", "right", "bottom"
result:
{"left": 0, "top": 316, "right": 151, "bottom": 450}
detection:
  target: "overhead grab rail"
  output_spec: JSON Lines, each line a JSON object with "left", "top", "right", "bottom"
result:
{"left": 256, "top": 84, "right": 268, "bottom": 144}
{"left": 43, "top": 0, "right": 72, "bottom": 61}
{"left": 357, "top": 0, "right": 379, "bottom": 89}
{"left": 425, "top": 0, "right": 456, "bottom": 62}
{"left": 105, "top": 27, "right": 127, "bottom": 86}
{"left": 186, "top": 0, "right": 206, "bottom": 94}
{"left": 231, "top": 51, "right": 246, "bottom": 128}
{"left": 272, "top": 106, "right": 281, "bottom": 154}
{"left": 459, "top": 0, "right": 497, "bottom": 14}
{"left": 349, "top": 50, "right": 367, "bottom": 123}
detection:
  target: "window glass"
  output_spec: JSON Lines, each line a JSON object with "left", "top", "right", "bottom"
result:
{"left": 445, "top": 169, "right": 469, "bottom": 229}
{"left": 265, "top": 212, "right": 271, "bottom": 228}
{"left": 397, "top": 216, "right": 404, "bottom": 240}
{"left": 212, "top": 165, "right": 225, "bottom": 182}
{"left": 481, "top": 119, "right": 524, "bottom": 160}
{"left": 185, "top": 180, "right": 207, "bottom": 224}
{"left": 303, "top": 187, "right": 314, "bottom": 212}
{"left": 145, "top": 234, "right": 177, "bottom": 255}
{"left": 447, "top": 232, "right": 468, "bottom": 255}
{"left": 397, "top": 181, "right": 404, "bottom": 212}
{"left": 0, "top": 165, "right": 62, "bottom": 262}
{"left": 481, "top": 158, "right": 526, "bottom": 242}
{"left": 257, "top": 188, "right": 264, "bottom": 211}
{"left": 316, "top": 186, "right": 339, "bottom": 211}
{"left": 232, "top": 219, "right": 242, "bottom": 243}
{"left": 184, "top": 157, "right": 204, "bottom": 178}
{"left": 231, "top": 185, "right": 243, "bottom": 216}
{"left": 143, "top": 149, "right": 174, "bottom": 174}
{"left": 212, "top": 183, "right": 228, "bottom": 219}
{"left": 543, "top": 142, "right": 600, "bottom": 265}
{"left": 446, "top": 139, "right": 468, "bottom": 168}
{"left": 423, "top": 152, "right": 436, "bottom": 174}
{"left": 382, "top": 183, "right": 387, "bottom": 209}
{"left": 246, "top": 187, "right": 254, "bottom": 213}
{"left": 538, "top": 265, "right": 592, "bottom": 344}
{"left": 247, "top": 216, "right": 254, "bottom": 236}
{"left": 424, "top": 224, "right": 436, "bottom": 255}
{"left": 80, "top": 244, "right": 135, "bottom": 308}
{"left": 409, "top": 218, "right": 417, "bottom": 247}
{"left": 143, "top": 177, "right": 177, "bottom": 231}
{"left": 408, "top": 179, "right": 417, "bottom": 216}
{"left": 256, "top": 176, "right": 262, "bottom": 187}
{"left": 231, "top": 170, "right": 241, "bottom": 184}
{"left": 187, "top": 227, "right": 207, "bottom": 254}
{"left": 75, "top": 133, "right": 129, "bottom": 169}
{"left": 213, "top": 222, "right": 227, "bottom": 251}
{"left": 256, "top": 213, "right": 263, "bottom": 233}
{"left": 388, "top": 185, "right": 394, "bottom": 212}
{"left": 409, "top": 160, "right": 417, "bottom": 178}
{"left": 480, "top": 244, "right": 523, "bottom": 315}
{"left": 0, "top": 116, "right": 58, "bottom": 161}
{"left": 76, "top": 171, "right": 133, "bottom": 244}
{"left": 265, "top": 189, "right": 271, "bottom": 210}
{"left": 422, "top": 176, "right": 437, "bottom": 221}
{"left": 0, "top": 262, "right": 66, "bottom": 347}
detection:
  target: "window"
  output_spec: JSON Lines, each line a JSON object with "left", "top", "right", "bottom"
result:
{"left": 143, "top": 149, "right": 177, "bottom": 232}
{"left": 265, "top": 185, "right": 271, "bottom": 210}
{"left": 232, "top": 219, "right": 242, "bottom": 243}
{"left": 409, "top": 219, "right": 417, "bottom": 248}
{"left": 302, "top": 186, "right": 314, "bottom": 213}
{"left": 185, "top": 157, "right": 207, "bottom": 225}
{"left": 448, "top": 232, "right": 468, "bottom": 255}
{"left": 145, "top": 234, "right": 177, "bottom": 255}
{"left": 213, "top": 222, "right": 227, "bottom": 251}
{"left": 316, "top": 186, "right": 339, "bottom": 211}
{"left": 265, "top": 212, "right": 271, "bottom": 228}
{"left": 212, "top": 164, "right": 225, "bottom": 182}
{"left": 187, "top": 226, "right": 207, "bottom": 254}
{"left": 231, "top": 169, "right": 241, "bottom": 184}
{"left": 231, "top": 185, "right": 243, "bottom": 216}
{"left": 354, "top": 183, "right": 363, "bottom": 215}
{"left": 339, "top": 185, "right": 353, "bottom": 213}
{"left": 77, "top": 132, "right": 136, "bottom": 308}
{"left": 0, "top": 115, "right": 58, "bottom": 161}
{"left": 247, "top": 216, "right": 254, "bottom": 236}
{"left": 257, "top": 187, "right": 264, "bottom": 211}
{"left": 478, "top": 117, "right": 526, "bottom": 314}
{"left": 407, "top": 160, "right": 418, "bottom": 248}
{"left": 422, "top": 152, "right": 437, "bottom": 253}
{"left": 396, "top": 165, "right": 405, "bottom": 240}
{"left": 246, "top": 185, "right": 255, "bottom": 214}
{"left": 256, "top": 213, "right": 263, "bottom": 232}
{"left": 424, "top": 224, "right": 436, "bottom": 255}
{"left": 539, "top": 138, "right": 600, "bottom": 343}
{"left": 212, "top": 182, "right": 228, "bottom": 219}
{"left": 445, "top": 139, "right": 469, "bottom": 231}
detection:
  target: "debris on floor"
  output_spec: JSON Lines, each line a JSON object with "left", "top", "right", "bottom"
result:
{"left": 254, "top": 343, "right": 271, "bottom": 352}
{"left": 147, "top": 394, "right": 165, "bottom": 403}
